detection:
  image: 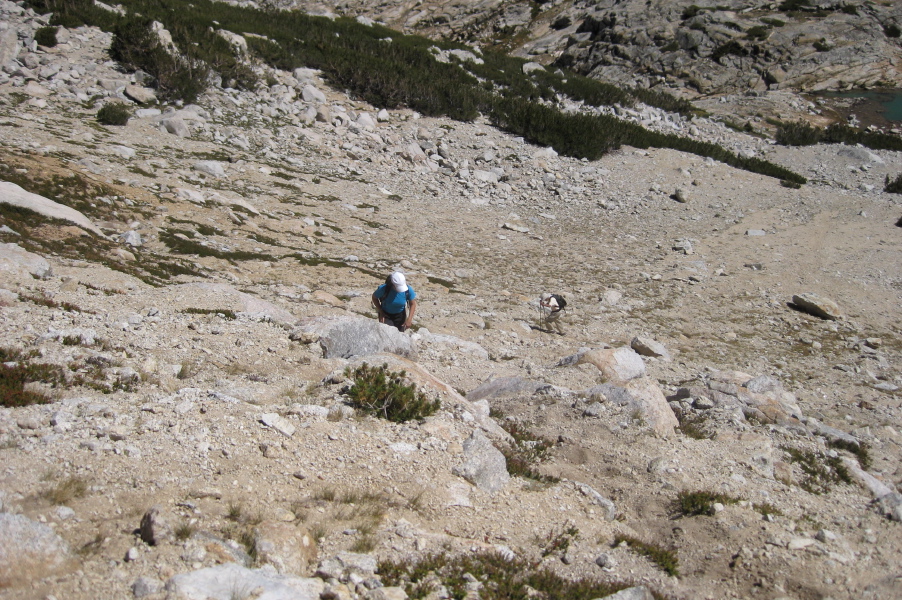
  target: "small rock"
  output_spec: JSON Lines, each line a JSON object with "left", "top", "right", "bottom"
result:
{"left": 792, "top": 293, "right": 842, "bottom": 320}
{"left": 139, "top": 505, "right": 173, "bottom": 546}
{"left": 132, "top": 576, "right": 163, "bottom": 598}
{"left": 630, "top": 336, "right": 671, "bottom": 361}
{"left": 674, "top": 188, "right": 690, "bottom": 203}
{"left": 260, "top": 413, "right": 296, "bottom": 438}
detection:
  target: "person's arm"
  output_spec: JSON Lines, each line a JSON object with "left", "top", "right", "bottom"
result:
{"left": 372, "top": 293, "right": 388, "bottom": 323}
{"left": 403, "top": 299, "right": 417, "bottom": 329}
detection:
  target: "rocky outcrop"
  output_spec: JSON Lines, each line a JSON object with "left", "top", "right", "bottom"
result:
{"left": 0, "top": 513, "right": 73, "bottom": 587}
{"left": 0, "top": 181, "right": 104, "bottom": 236}
{"left": 290, "top": 0, "right": 902, "bottom": 97}
{"left": 292, "top": 316, "right": 417, "bottom": 359}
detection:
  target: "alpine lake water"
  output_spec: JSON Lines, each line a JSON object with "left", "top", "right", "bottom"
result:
{"left": 814, "top": 88, "right": 902, "bottom": 127}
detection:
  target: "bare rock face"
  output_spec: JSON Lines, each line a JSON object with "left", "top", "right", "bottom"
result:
{"left": 292, "top": 316, "right": 417, "bottom": 359}
{"left": 623, "top": 377, "right": 679, "bottom": 437}
{"left": 0, "top": 181, "right": 104, "bottom": 236}
{"left": 791, "top": 293, "right": 842, "bottom": 320}
{"left": 253, "top": 521, "right": 319, "bottom": 575}
{"left": 274, "top": 0, "right": 902, "bottom": 96}
{"left": 630, "top": 336, "right": 671, "bottom": 361}
{"left": 452, "top": 429, "right": 510, "bottom": 493}
{"left": 578, "top": 347, "right": 646, "bottom": 382}
{"left": 165, "top": 563, "right": 324, "bottom": 600}
{"left": 0, "top": 242, "right": 52, "bottom": 280}
{"left": 0, "top": 513, "right": 73, "bottom": 587}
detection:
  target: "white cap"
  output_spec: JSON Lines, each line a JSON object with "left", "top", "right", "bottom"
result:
{"left": 390, "top": 272, "right": 408, "bottom": 292}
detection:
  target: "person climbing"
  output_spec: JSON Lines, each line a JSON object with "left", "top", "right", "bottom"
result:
{"left": 539, "top": 292, "right": 567, "bottom": 334}
{"left": 372, "top": 272, "right": 417, "bottom": 332}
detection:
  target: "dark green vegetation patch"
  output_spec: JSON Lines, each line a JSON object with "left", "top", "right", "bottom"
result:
{"left": 613, "top": 535, "right": 680, "bottom": 578}
{"left": 675, "top": 490, "right": 740, "bottom": 517}
{"left": 885, "top": 173, "right": 902, "bottom": 194}
{"left": 495, "top": 417, "right": 560, "bottom": 484}
{"left": 378, "top": 551, "right": 672, "bottom": 600}
{"left": 0, "top": 159, "right": 203, "bottom": 286}
{"left": 34, "top": 26, "right": 58, "bottom": 48}
{"left": 344, "top": 363, "right": 440, "bottom": 423}
{"left": 782, "top": 446, "right": 852, "bottom": 495}
{"left": 97, "top": 102, "right": 132, "bottom": 126}
{"left": 777, "top": 120, "right": 902, "bottom": 151}
{"left": 25, "top": 0, "right": 805, "bottom": 183}
{"left": 0, "top": 347, "right": 63, "bottom": 408}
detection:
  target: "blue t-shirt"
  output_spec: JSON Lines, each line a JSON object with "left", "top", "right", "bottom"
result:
{"left": 375, "top": 284, "right": 416, "bottom": 315}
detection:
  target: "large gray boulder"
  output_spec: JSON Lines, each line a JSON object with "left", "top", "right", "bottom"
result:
{"left": 452, "top": 430, "right": 509, "bottom": 493}
{"left": 291, "top": 316, "right": 417, "bottom": 360}
{"left": 0, "top": 29, "right": 20, "bottom": 68}
{"left": 0, "top": 513, "right": 73, "bottom": 587}
{"left": 577, "top": 347, "right": 646, "bottom": 382}
{"left": 165, "top": 563, "right": 324, "bottom": 600}
{"left": 253, "top": 521, "right": 318, "bottom": 575}
{"left": 599, "top": 586, "right": 655, "bottom": 600}
{"left": 0, "top": 181, "right": 104, "bottom": 236}
{"left": 0, "top": 243, "right": 52, "bottom": 279}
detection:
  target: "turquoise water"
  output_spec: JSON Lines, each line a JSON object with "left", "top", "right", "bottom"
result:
{"left": 820, "top": 89, "right": 902, "bottom": 123}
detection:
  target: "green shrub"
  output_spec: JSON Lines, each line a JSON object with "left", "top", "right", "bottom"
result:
{"left": 551, "top": 16, "right": 571, "bottom": 30}
{"left": 840, "top": 4, "right": 857, "bottom": 15}
{"left": 782, "top": 446, "right": 852, "bottom": 495}
{"left": 781, "top": 179, "right": 802, "bottom": 189}
{"left": 379, "top": 551, "right": 665, "bottom": 600}
{"left": 0, "top": 347, "right": 66, "bottom": 408}
{"left": 760, "top": 17, "right": 786, "bottom": 27}
{"left": 885, "top": 23, "right": 901, "bottom": 38}
{"left": 345, "top": 363, "right": 439, "bottom": 423}
{"left": 813, "top": 38, "right": 831, "bottom": 52}
{"left": 613, "top": 535, "right": 679, "bottom": 577}
{"left": 539, "top": 525, "right": 579, "bottom": 557}
{"left": 710, "top": 40, "right": 747, "bottom": 63}
{"left": 828, "top": 438, "right": 871, "bottom": 470}
{"left": 494, "top": 418, "right": 559, "bottom": 483}
{"left": 885, "top": 173, "right": 902, "bottom": 194}
{"left": 109, "top": 16, "right": 210, "bottom": 103}
{"left": 34, "top": 26, "right": 58, "bottom": 48}
{"left": 681, "top": 5, "right": 704, "bottom": 20}
{"left": 779, "top": 0, "right": 812, "bottom": 11}
{"left": 97, "top": 102, "right": 132, "bottom": 125}
{"left": 745, "top": 25, "right": 770, "bottom": 41}
{"left": 776, "top": 120, "right": 822, "bottom": 146}
{"left": 676, "top": 490, "right": 740, "bottom": 516}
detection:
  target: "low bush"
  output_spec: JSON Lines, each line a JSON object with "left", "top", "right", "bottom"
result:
{"left": 97, "top": 102, "right": 132, "bottom": 126}
{"left": 828, "top": 438, "right": 871, "bottom": 470}
{"left": 745, "top": 25, "right": 770, "bottom": 41}
{"left": 777, "top": 120, "right": 902, "bottom": 152}
{"left": 379, "top": 551, "right": 670, "bottom": 600}
{"left": 613, "top": 535, "right": 679, "bottom": 577}
{"left": 885, "top": 173, "right": 902, "bottom": 194}
{"left": 0, "top": 347, "right": 66, "bottom": 408}
{"left": 782, "top": 446, "right": 852, "bottom": 495}
{"left": 34, "top": 26, "right": 58, "bottom": 48}
{"left": 345, "top": 363, "right": 439, "bottom": 423}
{"left": 885, "top": 23, "right": 901, "bottom": 38}
{"left": 776, "top": 120, "right": 822, "bottom": 146}
{"left": 41, "top": 475, "right": 89, "bottom": 504}
{"left": 711, "top": 41, "right": 747, "bottom": 63}
{"left": 676, "top": 490, "right": 740, "bottom": 516}
{"left": 109, "top": 16, "right": 210, "bottom": 103}
{"left": 495, "top": 418, "right": 559, "bottom": 483}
